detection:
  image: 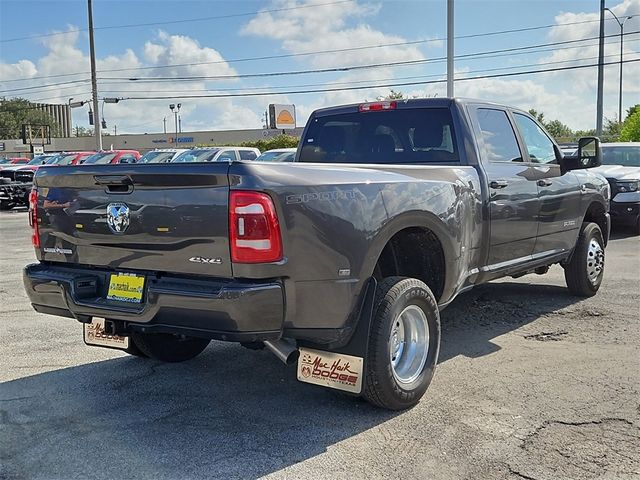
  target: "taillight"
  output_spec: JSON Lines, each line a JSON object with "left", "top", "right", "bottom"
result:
{"left": 230, "top": 191, "right": 282, "bottom": 263}
{"left": 28, "top": 187, "right": 40, "bottom": 248}
{"left": 358, "top": 101, "right": 397, "bottom": 112}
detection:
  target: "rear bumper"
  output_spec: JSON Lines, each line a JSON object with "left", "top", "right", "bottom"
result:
{"left": 23, "top": 263, "right": 285, "bottom": 342}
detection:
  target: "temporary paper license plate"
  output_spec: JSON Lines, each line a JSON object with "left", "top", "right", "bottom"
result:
{"left": 83, "top": 317, "right": 130, "bottom": 350}
{"left": 107, "top": 272, "right": 145, "bottom": 303}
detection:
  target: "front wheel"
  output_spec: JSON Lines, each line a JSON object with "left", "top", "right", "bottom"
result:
{"left": 130, "top": 332, "right": 210, "bottom": 362}
{"left": 564, "top": 222, "right": 605, "bottom": 297}
{"left": 362, "top": 277, "right": 440, "bottom": 410}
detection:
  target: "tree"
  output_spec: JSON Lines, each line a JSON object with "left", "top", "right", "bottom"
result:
{"left": 74, "top": 125, "right": 94, "bottom": 137}
{"left": 544, "top": 119, "right": 573, "bottom": 140}
{"left": 620, "top": 110, "right": 640, "bottom": 141}
{"left": 528, "top": 109, "right": 545, "bottom": 124}
{"left": 0, "top": 97, "right": 61, "bottom": 139}
{"left": 376, "top": 90, "right": 406, "bottom": 101}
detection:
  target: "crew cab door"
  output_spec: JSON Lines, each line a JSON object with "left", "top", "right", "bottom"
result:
{"left": 471, "top": 107, "right": 539, "bottom": 267}
{"left": 511, "top": 112, "right": 581, "bottom": 254}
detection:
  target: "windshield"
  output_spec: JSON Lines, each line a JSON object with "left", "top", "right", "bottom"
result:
{"left": 83, "top": 152, "right": 118, "bottom": 164}
{"left": 27, "top": 156, "right": 47, "bottom": 165}
{"left": 139, "top": 151, "right": 176, "bottom": 163}
{"left": 172, "top": 149, "right": 220, "bottom": 163}
{"left": 601, "top": 146, "right": 640, "bottom": 167}
{"left": 256, "top": 151, "right": 294, "bottom": 162}
{"left": 47, "top": 154, "right": 78, "bottom": 165}
{"left": 299, "top": 107, "right": 459, "bottom": 164}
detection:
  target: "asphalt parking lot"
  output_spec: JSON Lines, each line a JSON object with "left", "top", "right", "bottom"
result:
{"left": 1, "top": 208, "right": 639, "bottom": 480}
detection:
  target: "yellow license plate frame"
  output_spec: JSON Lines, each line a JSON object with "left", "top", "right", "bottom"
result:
{"left": 107, "top": 272, "right": 145, "bottom": 303}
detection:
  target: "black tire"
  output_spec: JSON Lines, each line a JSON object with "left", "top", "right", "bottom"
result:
{"left": 124, "top": 339, "right": 149, "bottom": 358}
{"left": 634, "top": 216, "right": 640, "bottom": 236}
{"left": 363, "top": 276, "right": 440, "bottom": 410}
{"left": 0, "top": 201, "right": 14, "bottom": 211}
{"left": 564, "top": 222, "right": 605, "bottom": 297}
{"left": 130, "top": 332, "right": 210, "bottom": 362}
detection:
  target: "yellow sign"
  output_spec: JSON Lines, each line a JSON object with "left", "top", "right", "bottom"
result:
{"left": 107, "top": 273, "right": 145, "bottom": 303}
{"left": 273, "top": 104, "right": 296, "bottom": 130}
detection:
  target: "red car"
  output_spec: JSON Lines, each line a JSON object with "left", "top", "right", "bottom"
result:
{"left": 7, "top": 157, "right": 30, "bottom": 165}
{"left": 82, "top": 150, "right": 141, "bottom": 165}
{"left": 14, "top": 152, "right": 97, "bottom": 183}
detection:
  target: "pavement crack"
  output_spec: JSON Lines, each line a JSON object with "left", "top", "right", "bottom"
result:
{"left": 523, "top": 330, "right": 568, "bottom": 341}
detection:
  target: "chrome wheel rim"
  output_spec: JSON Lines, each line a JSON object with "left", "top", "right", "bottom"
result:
{"left": 389, "top": 305, "right": 429, "bottom": 385}
{"left": 586, "top": 238, "right": 604, "bottom": 285}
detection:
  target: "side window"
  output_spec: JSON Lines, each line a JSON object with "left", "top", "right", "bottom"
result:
{"left": 513, "top": 113, "right": 557, "bottom": 164}
{"left": 119, "top": 155, "right": 135, "bottom": 164}
{"left": 239, "top": 149, "right": 257, "bottom": 160}
{"left": 217, "top": 150, "right": 238, "bottom": 162}
{"left": 475, "top": 108, "right": 523, "bottom": 163}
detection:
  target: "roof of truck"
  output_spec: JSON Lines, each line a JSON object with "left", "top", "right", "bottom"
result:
{"left": 310, "top": 97, "right": 519, "bottom": 117}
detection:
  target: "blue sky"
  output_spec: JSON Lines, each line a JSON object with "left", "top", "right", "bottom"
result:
{"left": 1, "top": 0, "right": 638, "bottom": 134}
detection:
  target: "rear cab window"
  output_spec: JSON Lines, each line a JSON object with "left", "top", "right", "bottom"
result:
{"left": 299, "top": 107, "right": 459, "bottom": 164}
{"left": 239, "top": 149, "right": 258, "bottom": 160}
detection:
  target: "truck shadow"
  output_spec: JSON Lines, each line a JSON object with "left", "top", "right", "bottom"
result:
{"left": 438, "top": 281, "right": 582, "bottom": 362}
{"left": 1, "top": 281, "right": 587, "bottom": 479}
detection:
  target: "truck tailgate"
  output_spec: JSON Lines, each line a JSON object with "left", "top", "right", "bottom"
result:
{"left": 33, "top": 163, "right": 233, "bottom": 277}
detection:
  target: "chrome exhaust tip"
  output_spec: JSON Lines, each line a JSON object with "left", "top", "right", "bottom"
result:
{"left": 264, "top": 339, "right": 299, "bottom": 365}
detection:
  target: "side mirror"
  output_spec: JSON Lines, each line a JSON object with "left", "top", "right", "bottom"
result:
{"left": 561, "top": 136, "right": 601, "bottom": 173}
{"left": 577, "top": 137, "right": 601, "bottom": 168}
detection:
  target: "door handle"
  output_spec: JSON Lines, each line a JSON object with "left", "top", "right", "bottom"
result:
{"left": 537, "top": 179, "right": 553, "bottom": 187}
{"left": 490, "top": 180, "right": 509, "bottom": 189}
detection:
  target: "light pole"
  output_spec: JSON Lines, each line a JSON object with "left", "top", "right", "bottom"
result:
{"left": 169, "top": 104, "right": 181, "bottom": 145}
{"left": 604, "top": 8, "right": 635, "bottom": 122}
{"left": 87, "top": 0, "right": 102, "bottom": 150}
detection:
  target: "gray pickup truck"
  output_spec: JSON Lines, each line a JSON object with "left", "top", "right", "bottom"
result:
{"left": 23, "top": 98, "right": 610, "bottom": 410}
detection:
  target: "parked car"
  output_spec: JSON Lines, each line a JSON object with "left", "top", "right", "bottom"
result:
{"left": 23, "top": 98, "right": 609, "bottom": 410}
{"left": 171, "top": 147, "right": 260, "bottom": 163}
{"left": 0, "top": 156, "right": 56, "bottom": 181}
{"left": 6, "top": 157, "right": 30, "bottom": 165}
{"left": 82, "top": 150, "right": 140, "bottom": 165}
{"left": 255, "top": 148, "right": 297, "bottom": 162}
{"left": 138, "top": 148, "right": 188, "bottom": 163}
{"left": 590, "top": 142, "right": 640, "bottom": 233}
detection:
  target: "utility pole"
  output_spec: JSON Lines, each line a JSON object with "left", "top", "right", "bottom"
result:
{"left": 87, "top": 0, "right": 102, "bottom": 150}
{"left": 169, "top": 103, "right": 181, "bottom": 144}
{"left": 163, "top": 117, "right": 167, "bottom": 134}
{"left": 605, "top": 9, "right": 635, "bottom": 122}
{"left": 446, "top": 0, "right": 454, "bottom": 97}
{"left": 178, "top": 115, "right": 182, "bottom": 133}
{"left": 113, "top": 125, "right": 117, "bottom": 136}
{"left": 595, "top": 0, "right": 605, "bottom": 137}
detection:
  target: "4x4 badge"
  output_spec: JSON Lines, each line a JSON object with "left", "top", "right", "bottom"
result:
{"left": 106, "top": 203, "right": 130, "bottom": 234}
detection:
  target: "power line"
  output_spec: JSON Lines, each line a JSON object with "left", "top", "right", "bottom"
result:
{"left": 0, "top": 79, "right": 90, "bottom": 94}
{"left": 98, "top": 30, "right": 639, "bottom": 83}
{"left": 96, "top": 35, "right": 635, "bottom": 91}
{"left": 2, "top": 13, "right": 637, "bottom": 83}
{"left": 110, "top": 58, "right": 640, "bottom": 101}
{"left": 2, "top": 31, "right": 636, "bottom": 97}
{"left": 0, "top": 0, "right": 355, "bottom": 43}
{"left": 97, "top": 52, "right": 634, "bottom": 96}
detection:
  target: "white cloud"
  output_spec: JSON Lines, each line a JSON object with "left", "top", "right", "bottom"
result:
{"left": 241, "top": 0, "right": 424, "bottom": 68}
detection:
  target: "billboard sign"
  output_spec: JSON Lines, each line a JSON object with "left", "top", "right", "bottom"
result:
{"left": 269, "top": 104, "right": 296, "bottom": 130}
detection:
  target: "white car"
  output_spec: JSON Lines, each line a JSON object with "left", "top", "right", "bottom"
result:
{"left": 138, "top": 149, "right": 188, "bottom": 163}
{"left": 255, "top": 148, "right": 297, "bottom": 162}
{"left": 171, "top": 147, "right": 261, "bottom": 163}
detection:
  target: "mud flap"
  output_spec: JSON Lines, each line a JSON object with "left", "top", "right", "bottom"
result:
{"left": 296, "top": 278, "right": 377, "bottom": 395}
